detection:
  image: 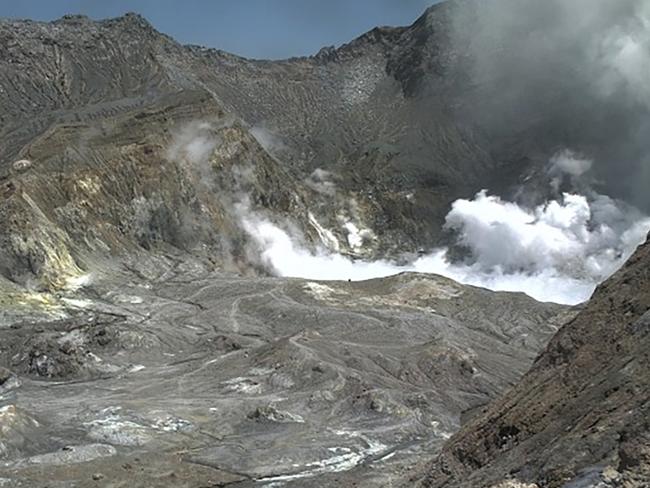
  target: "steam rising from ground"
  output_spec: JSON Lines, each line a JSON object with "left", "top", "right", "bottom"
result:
{"left": 167, "top": 121, "right": 650, "bottom": 305}
{"left": 239, "top": 149, "right": 650, "bottom": 305}
{"left": 156, "top": 2, "right": 650, "bottom": 307}
{"left": 250, "top": 124, "right": 286, "bottom": 155}
{"left": 235, "top": 0, "right": 650, "bottom": 305}
{"left": 241, "top": 191, "right": 650, "bottom": 305}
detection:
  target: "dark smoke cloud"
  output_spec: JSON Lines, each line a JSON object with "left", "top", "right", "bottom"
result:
{"left": 448, "top": 0, "right": 650, "bottom": 210}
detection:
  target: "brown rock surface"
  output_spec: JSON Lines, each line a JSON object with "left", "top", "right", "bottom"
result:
{"left": 418, "top": 234, "right": 650, "bottom": 487}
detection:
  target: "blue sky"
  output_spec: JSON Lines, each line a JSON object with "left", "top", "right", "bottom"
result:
{"left": 0, "top": 1, "right": 438, "bottom": 59}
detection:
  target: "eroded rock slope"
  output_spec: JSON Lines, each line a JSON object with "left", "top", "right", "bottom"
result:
{"left": 417, "top": 233, "right": 650, "bottom": 487}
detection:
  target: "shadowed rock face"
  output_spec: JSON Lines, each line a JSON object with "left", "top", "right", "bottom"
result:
{"left": 416, "top": 233, "right": 650, "bottom": 487}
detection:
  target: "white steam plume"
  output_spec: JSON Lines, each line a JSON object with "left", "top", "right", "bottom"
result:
{"left": 165, "top": 119, "right": 649, "bottom": 305}
{"left": 250, "top": 124, "right": 287, "bottom": 155}
{"left": 237, "top": 151, "right": 650, "bottom": 305}
{"left": 305, "top": 168, "right": 337, "bottom": 196}
{"left": 550, "top": 150, "right": 592, "bottom": 177}
{"left": 167, "top": 121, "right": 218, "bottom": 174}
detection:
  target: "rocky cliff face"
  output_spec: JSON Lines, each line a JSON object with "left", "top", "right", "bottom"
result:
{"left": 416, "top": 232, "right": 650, "bottom": 487}
{"left": 0, "top": 15, "right": 323, "bottom": 291}
{"left": 0, "top": 11, "right": 448, "bottom": 292}
{"left": 3, "top": 1, "right": 647, "bottom": 293}
{"left": 0, "top": 9, "right": 469, "bottom": 285}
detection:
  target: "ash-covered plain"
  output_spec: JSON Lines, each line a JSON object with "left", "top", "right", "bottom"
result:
{"left": 0, "top": 255, "right": 569, "bottom": 486}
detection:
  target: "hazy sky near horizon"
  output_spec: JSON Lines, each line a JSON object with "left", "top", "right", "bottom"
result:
{"left": 0, "top": 1, "right": 438, "bottom": 59}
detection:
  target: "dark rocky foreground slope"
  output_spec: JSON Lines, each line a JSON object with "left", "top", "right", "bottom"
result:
{"left": 414, "top": 233, "right": 650, "bottom": 487}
